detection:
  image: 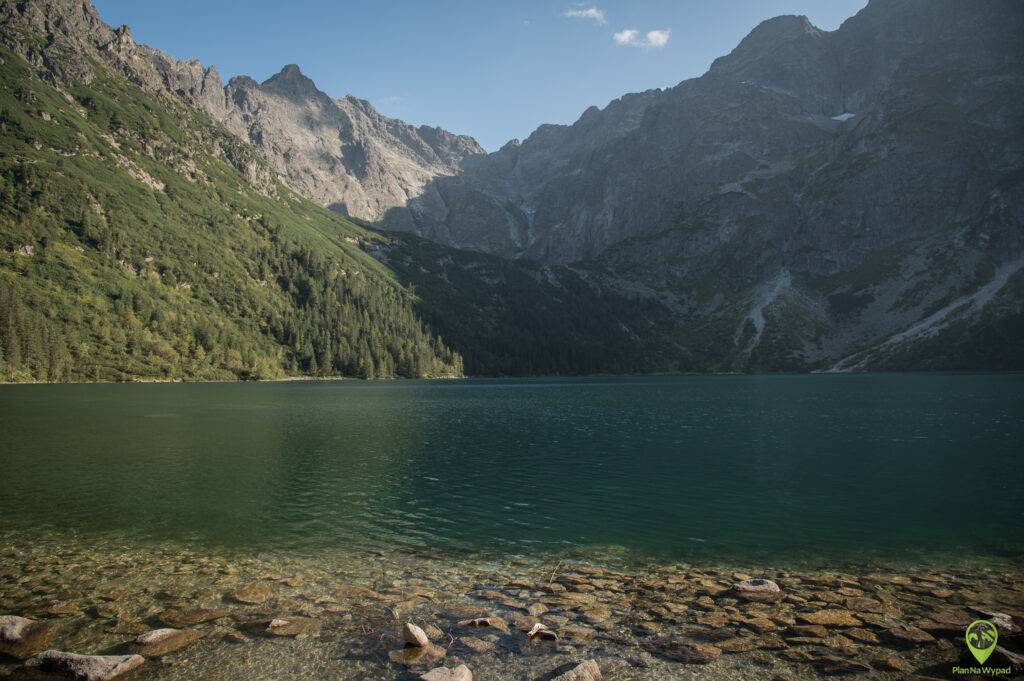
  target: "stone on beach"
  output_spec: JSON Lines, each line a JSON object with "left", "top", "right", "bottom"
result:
{"left": 0, "top": 616, "right": 59, "bottom": 659}
{"left": 733, "top": 578, "right": 782, "bottom": 603}
{"left": 420, "top": 664, "right": 473, "bottom": 681}
{"left": 23, "top": 650, "right": 145, "bottom": 681}
{"left": 403, "top": 622, "right": 430, "bottom": 647}
{"left": 552, "top": 659, "right": 603, "bottom": 680}
{"left": 134, "top": 627, "right": 201, "bottom": 656}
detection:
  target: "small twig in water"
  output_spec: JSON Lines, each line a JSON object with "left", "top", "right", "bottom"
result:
{"left": 548, "top": 559, "right": 564, "bottom": 585}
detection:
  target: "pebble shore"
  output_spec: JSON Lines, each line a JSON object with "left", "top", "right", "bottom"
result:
{"left": 1, "top": 534, "right": 1021, "bottom": 680}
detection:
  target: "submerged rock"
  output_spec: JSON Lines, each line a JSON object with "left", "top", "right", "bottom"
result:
{"left": 733, "top": 578, "right": 782, "bottom": 603}
{"left": 969, "top": 607, "right": 1019, "bottom": 634}
{"left": 46, "top": 602, "right": 81, "bottom": 618}
{"left": 227, "top": 583, "right": 273, "bottom": 604}
{"left": 389, "top": 643, "right": 446, "bottom": 666}
{"left": 134, "top": 628, "right": 201, "bottom": 656}
{"left": 23, "top": 650, "right": 144, "bottom": 680}
{"left": 420, "top": 664, "right": 472, "bottom": 681}
{"left": 456, "top": 617, "right": 506, "bottom": 631}
{"left": 882, "top": 623, "right": 935, "bottom": 646}
{"left": 157, "top": 608, "right": 228, "bottom": 628}
{"left": 644, "top": 637, "right": 722, "bottom": 663}
{"left": 797, "top": 610, "right": 861, "bottom": 627}
{"left": 552, "top": 659, "right": 603, "bottom": 680}
{"left": 872, "top": 654, "right": 912, "bottom": 672}
{"left": 403, "top": 622, "right": 430, "bottom": 647}
{"left": 527, "top": 603, "right": 548, "bottom": 617}
{"left": 810, "top": 655, "right": 872, "bottom": 675}
{"left": 263, "top": 617, "right": 319, "bottom": 637}
{"left": 0, "top": 616, "right": 59, "bottom": 659}
{"left": 458, "top": 636, "right": 495, "bottom": 653}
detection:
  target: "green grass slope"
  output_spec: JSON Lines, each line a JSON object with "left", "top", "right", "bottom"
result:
{"left": 0, "top": 48, "right": 462, "bottom": 381}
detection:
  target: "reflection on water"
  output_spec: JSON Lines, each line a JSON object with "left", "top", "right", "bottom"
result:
{"left": 0, "top": 374, "right": 1022, "bottom": 565}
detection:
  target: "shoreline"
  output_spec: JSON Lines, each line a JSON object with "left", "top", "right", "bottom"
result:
{"left": 1, "top": 369, "right": 1022, "bottom": 387}
{"left": 1, "top": 532, "right": 1021, "bottom": 680}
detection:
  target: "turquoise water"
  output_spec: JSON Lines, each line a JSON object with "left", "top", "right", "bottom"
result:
{"left": 1, "top": 374, "right": 1021, "bottom": 566}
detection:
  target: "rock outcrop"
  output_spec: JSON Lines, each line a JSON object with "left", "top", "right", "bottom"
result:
{"left": 219, "top": 65, "right": 483, "bottom": 221}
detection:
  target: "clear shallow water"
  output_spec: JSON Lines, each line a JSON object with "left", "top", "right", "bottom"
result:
{"left": 1, "top": 374, "right": 1022, "bottom": 566}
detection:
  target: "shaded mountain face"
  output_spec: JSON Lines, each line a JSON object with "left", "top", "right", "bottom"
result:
{"left": 383, "top": 0, "right": 1024, "bottom": 371}
{"left": 395, "top": 0, "right": 1024, "bottom": 265}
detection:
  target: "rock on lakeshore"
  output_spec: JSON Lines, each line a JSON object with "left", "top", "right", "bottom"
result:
{"left": 403, "top": 622, "right": 430, "bottom": 647}
{"left": 420, "top": 665, "right": 473, "bottom": 681}
{"left": 0, "top": 616, "right": 59, "bottom": 659}
{"left": 733, "top": 578, "right": 782, "bottom": 603}
{"left": 23, "top": 650, "right": 144, "bottom": 681}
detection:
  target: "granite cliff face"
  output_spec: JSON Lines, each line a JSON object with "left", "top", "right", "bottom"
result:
{"left": 0, "top": 0, "right": 484, "bottom": 222}
{"left": 219, "top": 65, "right": 483, "bottom": 221}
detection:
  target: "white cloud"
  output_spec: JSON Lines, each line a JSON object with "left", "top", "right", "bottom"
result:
{"left": 645, "top": 29, "right": 670, "bottom": 48}
{"left": 614, "top": 27, "right": 670, "bottom": 49}
{"left": 613, "top": 29, "right": 639, "bottom": 45}
{"left": 564, "top": 6, "right": 606, "bottom": 24}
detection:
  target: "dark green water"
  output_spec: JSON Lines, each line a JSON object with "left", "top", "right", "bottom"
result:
{"left": 1, "top": 374, "right": 1021, "bottom": 566}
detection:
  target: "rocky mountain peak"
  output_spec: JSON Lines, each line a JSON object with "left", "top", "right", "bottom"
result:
{"left": 262, "top": 63, "right": 323, "bottom": 101}
{"left": 708, "top": 14, "right": 823, "bottom": 79}
{"left": 744, "top": 14, "right": 817, "bottom": 42}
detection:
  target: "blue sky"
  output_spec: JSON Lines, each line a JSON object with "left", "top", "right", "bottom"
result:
{"left": 93, "top": 0, "right": 867, "bottom": 151}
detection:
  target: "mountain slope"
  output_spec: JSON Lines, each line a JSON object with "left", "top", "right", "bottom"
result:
{"left": 395, "top": 0, "right": 1023, "bottom": 264}
{"left": 0, "top": 8, "right": 688, "bottom": 382}
{"left": 385, "top": 0, "right": 1024, "bottom": 371}
{"left": 0, "top": 47, "right": 464, "bottom": 381}
{"left": 219, "top": 65, "right": 484, "bottom": 223}
{"left": 2, "top": 0, "right": 1021, "bottom": 379}
{"left": 0, "top": 0, "right": 484, "bottom": 225}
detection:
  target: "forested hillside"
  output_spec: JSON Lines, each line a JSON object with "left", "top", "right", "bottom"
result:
{"left": 0, "top": 48, "right": 464, "bottom": 381}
